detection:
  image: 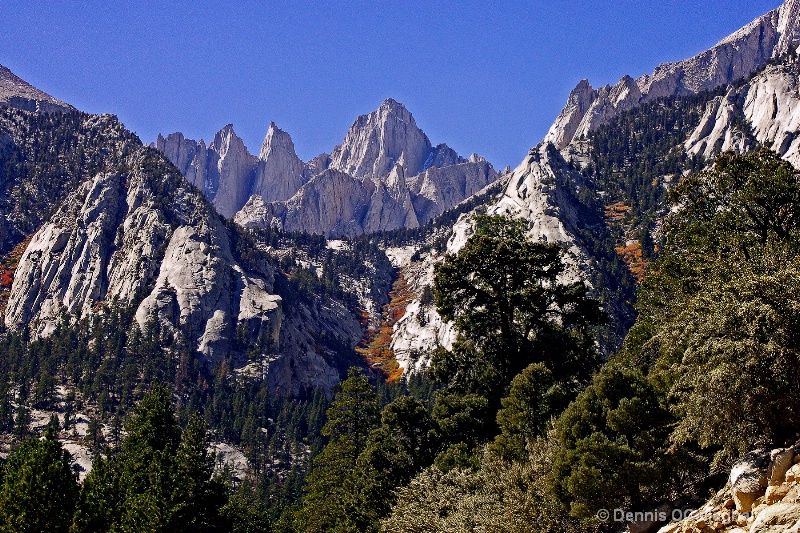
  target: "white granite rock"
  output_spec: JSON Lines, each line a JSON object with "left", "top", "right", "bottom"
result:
{"left": 545, "top": 0, "right": 800, "bottom": 150}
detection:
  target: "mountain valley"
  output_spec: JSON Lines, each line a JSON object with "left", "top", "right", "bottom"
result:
{"left": 0, "top": 1, "right": 799, "bottom": 531}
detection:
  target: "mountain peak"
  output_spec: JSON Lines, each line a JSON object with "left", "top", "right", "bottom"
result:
{"left": 252, "top": 122, "right": 306, "bottom": 204}
{"left": 329, "top": 99, "right": 432, "bottom": 179}
{"left": 380, "top": 97, "right": 404, "bottom": 111}
{"left": 0, "top": 63, "right": 74, "bottom": 113}
{"left": 260, "top": 122, "right": 296, "bottom": 161}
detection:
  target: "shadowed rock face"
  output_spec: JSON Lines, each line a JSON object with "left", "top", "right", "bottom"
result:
{"left": 0, "top": 64, "right": 74, "bottom": 114}
{"left": 545, "top": 0, "right": 800, "bottom": 150}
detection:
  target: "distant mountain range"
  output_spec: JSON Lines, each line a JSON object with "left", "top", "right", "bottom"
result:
{"left": 155, "top": 99, "right": 500, "bottom": 237}
{"left": 0, "top": 0, "right": 798, "bottom": 390}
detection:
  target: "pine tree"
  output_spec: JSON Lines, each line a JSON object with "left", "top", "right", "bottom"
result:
{"left": 431, "top": 215, "right": 604, "bottom": 431}
{"left": 296, "top": 369, "right": 379, "bottom": 532}
{"left": 0, "top": 428, "right": 78, "bottom": 533}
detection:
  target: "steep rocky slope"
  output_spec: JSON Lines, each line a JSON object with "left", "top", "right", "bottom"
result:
{"left": 650, "top": 444, "right": 800, "bottom": 533}
{"left": 0, "top": 63, "right": 74, "bottom": 114}
{"left": 545, "top": 0, "right": 800, "bottom": 151}
{"left": 386, "top": 2, "right": 800, "bottom": 375}
{"left": 1, "top": 107, "right": 362, "bottom": 393}
{"left": 684, "top": 57, "right": 800, "bottom": 167}
{"left": 387, "top": 145, "right": 634, "bottom": 372}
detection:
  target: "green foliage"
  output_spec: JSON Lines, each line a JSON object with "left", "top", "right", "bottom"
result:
{"left": 0, "top": 110, "right": 140, "bottom": 254}
{"left": 660, "top": 258, "right": 800, "bottom": 464}
{"left": 383, "top": 437, "right": 580, "bottom": 533}
{"left": 352, "top": 397, "right": 439, "bottom": 525}
{"left": 491, "top": 363, "right": 565, "bottom": 461}
{"left": 431, "top": 391, "right": 490, "bottom": 452}
{"left": 0, "top": 428, "right": 78, "bottom": 533}
{"left": 549, "top": 364, "right": 670, "bottom": 519}
{"left": 665, "top": 148, "right": 800, "bottom": 260}
{"left": 73, "top": 387, "right": 229, "bottom": 532}
{"left": 585, "top": 89, "right": 720, "bottom": 239}
{"left": 295, "top": 369, "right": 379, "bottom": 532}
{"left": 431, "top": 214, "right": 604, "bottom": 442}
{"left": 223, "top": 481, "right": 272, "bottom": 533}
{"left": 626, "top": 149, "right": 800, "bottom": 464}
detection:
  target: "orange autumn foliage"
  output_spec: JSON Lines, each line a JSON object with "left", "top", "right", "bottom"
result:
{"left": 356, "top": 273, "right": 413, "bottom": 382}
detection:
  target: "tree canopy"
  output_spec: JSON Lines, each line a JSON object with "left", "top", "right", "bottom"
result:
{"left": 430, "top": 215, "right": 604, "bottom": 441}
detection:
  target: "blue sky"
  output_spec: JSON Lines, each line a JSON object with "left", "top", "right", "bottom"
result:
{"left": 0, "top": 1, "right": 782, "bottom": 168}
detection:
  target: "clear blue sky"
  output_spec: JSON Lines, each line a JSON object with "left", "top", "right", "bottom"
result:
{"left": 0, "top": 1, "right": 782, "bottom": 169}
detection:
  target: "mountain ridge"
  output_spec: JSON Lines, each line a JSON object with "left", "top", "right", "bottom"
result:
{"left": 156, "top": 98, "right": 500, "bottom": 236}
{"left": 545, "top": 0, "right": 800, "bottom": 151}
{"left": 0, "top": 63, "right": 74, "bottom": 114}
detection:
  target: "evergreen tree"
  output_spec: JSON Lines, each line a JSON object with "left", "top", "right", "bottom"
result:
{"left": 626, "top": 149, "right": 800, "bottom": 463}
{"left": 171, "top": 414, "right": 229, "bottom": 531}
{"left": 430, "top": 214, "right": 604, "bottom": 443}
{"left": 0, "top": 428, "right": 78, "bottom": 533}
{"left": 350, "top": 396, "right": 439, "bottom": 528}
{"left": 73, "top": 387, "right": 229, "bottom": 532}
{"left": 296, "top": 369, "right": 379, "bottom": 532}
{"left": 491, "top": 362, "right": 565, "bottom": 461}
{"left": 549, "top": 364, "right": 670, "bottom": 519}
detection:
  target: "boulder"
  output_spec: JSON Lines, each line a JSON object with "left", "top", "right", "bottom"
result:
{"left": 749, "top": 502, "right": 800, "bottom": 532}
{"left": 786, "top": 464, "right": 800, "bottom": 483}
{"left": 767, "top": 484, "right": 794, "bottom": 504}
{"left": 771, "top": 449, "right": 797, "bottom": 485}
{"left": 730, "top": 449, "right": 771, "bottom": 512}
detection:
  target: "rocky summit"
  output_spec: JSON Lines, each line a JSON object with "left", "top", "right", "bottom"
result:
{"left": 156, "top": 98, "right": 500, "bottom": 237}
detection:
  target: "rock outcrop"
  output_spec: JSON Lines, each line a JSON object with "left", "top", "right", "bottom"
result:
{"left": 236, "top": 166, "right": 422, "bottom": 237}
{"left": 545, "top": 0, "right": 800, "bottom": 150}
{"left": 0, "top": 64, "right": 74, "bottom": 114}
{"left": 684, "top": 58, "right": 800, "bottom": 167}
{"left": 656, "top": 444, "right": 800, "bottom": 533}
{"left": 407, "top": 155, "right": 497, "bottom": 224}
{"left": 387, "top": 144, "right": 596, "bottom": 372}
{"left": 155, "top": 132, "right": 211, "bottom": 193}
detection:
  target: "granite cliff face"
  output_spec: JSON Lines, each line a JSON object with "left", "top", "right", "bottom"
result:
{"left": 545, "top": 0, "right": 800, "bottom": 150}
{"left": 0, "top": 64, "right": 74, "bottom": 114}
{"left": 1, "top": 111, "right": 361, "bottom": 392}
{"left": 158, "top": 98, "right": 499, "bottom": 237}
{"left": 684, "top": 58, "right": 800, "bottom": 167}
{"left": 155, "top": 132, "right": 211, "bottom": 196}
{"left": 206, "top": 125, "right": 259, "bottom": 218}
{"left": 252, "top": 122, "right": 308, "bottom": 203}
{"left": 329, "top": 98, "right": 432, "bottom": 179}
{"left": 407, "top": 155, "right": 498, "bottom": 224}
{"left": 387, "top": 146, "right": 596, "bottom": 372}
